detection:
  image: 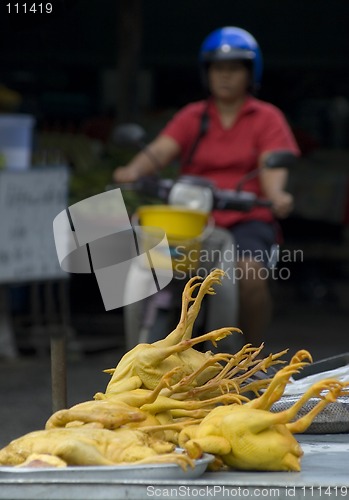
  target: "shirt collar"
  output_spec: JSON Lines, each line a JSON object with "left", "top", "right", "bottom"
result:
{"left": 208, "top": 95, "right": 258, "bottom": 118}
{"left": 238, "top": 95, "right": 259, "bottom": 115}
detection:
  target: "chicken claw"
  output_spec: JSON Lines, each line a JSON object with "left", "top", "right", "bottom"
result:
{"left": 290, "top": 350, "right": 313, "bottom": 365}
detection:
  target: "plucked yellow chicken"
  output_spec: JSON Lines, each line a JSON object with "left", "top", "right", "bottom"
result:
{"left": 46, "top": 365, "right": 243, "bottom": 445}
{"left": 104, "top": 270, "right": 242, "bottom": 395}
{"left": 178, "top": 355, "right": 349, "bottom": 472}
{"left": 45, "top": 398, "right": 146, "bottom": 430}
{"left": 102, "top": 269, "right": 286, "bottom": 402}
{"left": 2, "top": 269, "right": 347, "bottom": 475}
{"left": 0, "top": 427, "right": 194, "bottom": 470}
{"left": 45, "top": 368, "right": 181, "bottom": 431}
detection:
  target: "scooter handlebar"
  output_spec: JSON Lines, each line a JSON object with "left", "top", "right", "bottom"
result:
{"left": 108, "top": 176, "right": 272, "bottom": 212}
{"left": 213, "top": 189, "right": 272, "bottom": 212}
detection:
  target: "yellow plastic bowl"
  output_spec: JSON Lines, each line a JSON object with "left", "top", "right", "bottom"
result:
{"left": 137, "top": 205, "right": 209, "bottom": 240}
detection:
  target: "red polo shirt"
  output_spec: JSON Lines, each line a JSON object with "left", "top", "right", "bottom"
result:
{"left": 161, "top": 96, "right": 300, "bottom": 228}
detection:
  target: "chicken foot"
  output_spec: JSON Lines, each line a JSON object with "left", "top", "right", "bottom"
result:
{"left": 246, "top": 357, "right": 312, "bottom": 411}
{"left": 285, "top": 379, "right": 348, "bottom": 433}
{"left": 161, "top": 269, "right": 226, "bottom": 347}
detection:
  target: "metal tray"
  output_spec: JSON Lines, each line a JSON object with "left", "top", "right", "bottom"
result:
{"left": 0, "top": 453, "right": 214, "bottom": 482}
{"left": 292, "top": 353, "right": 349, "bottom": 380}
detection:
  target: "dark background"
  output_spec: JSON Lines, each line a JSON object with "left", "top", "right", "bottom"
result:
{"left": 0, "top": 0, "right": 349, "bottom": 354}
{"left": 1, "top": 0, "right": 349, "bottom": 131}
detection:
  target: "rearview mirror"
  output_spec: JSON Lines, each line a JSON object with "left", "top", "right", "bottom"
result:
{"left": 236, "top": 151, "right": 298, "bottom": 191}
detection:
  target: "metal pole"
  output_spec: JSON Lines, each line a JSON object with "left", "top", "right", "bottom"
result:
{"left": 50, "top": 333, "right": 67, "bottom": 413}
{"left": 0, "top": 285, "right": 18, "bottom": 359}
{"left": 47, "top": 280, "right": 68, "bottom": 413}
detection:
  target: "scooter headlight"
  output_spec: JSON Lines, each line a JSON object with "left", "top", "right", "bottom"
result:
{"left": 168, "top": 181, "right": 214, "bottom": 213}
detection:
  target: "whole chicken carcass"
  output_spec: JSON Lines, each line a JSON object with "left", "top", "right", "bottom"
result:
{"left": 45, "top": 399, "right": 147, "bottom": 430}
{"left": 104, "top": 270, "right": 241, "bottom": 395}
{"left": 179, "top": 359, "right": 348, "bottom": 472}
{"left": 0, "top": 427, "right": 193, "bottom": 470}
{"left": 102, "top": 269, "right": 285, "bottom": 400}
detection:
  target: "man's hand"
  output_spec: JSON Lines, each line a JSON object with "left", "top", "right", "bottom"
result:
{"left": 259, "top": 162, "right": 294, "bottom": 219}
{"left": 269, "top": 191, "right": 294, "bottom": 219}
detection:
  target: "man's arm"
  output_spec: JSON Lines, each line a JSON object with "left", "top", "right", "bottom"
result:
{"left": 113, "top": 135, "right": 180, "bottom": 183}
{"left": 259, "top": 153, "right": 294, "bottom": 219}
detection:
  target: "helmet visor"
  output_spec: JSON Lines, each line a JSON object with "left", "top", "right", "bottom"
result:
{"left": 201, "top": 47, "right": 255, "bottom": 63}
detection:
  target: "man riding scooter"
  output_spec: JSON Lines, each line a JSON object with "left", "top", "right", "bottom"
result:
{"left": 114, "top": 26, "right": 300, "bottom": 348}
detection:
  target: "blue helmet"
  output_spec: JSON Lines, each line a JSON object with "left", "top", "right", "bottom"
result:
{"left": 199, "top": 27, "right": 263, "bottom": 88}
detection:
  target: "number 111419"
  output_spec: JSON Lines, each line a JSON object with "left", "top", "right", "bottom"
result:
{"left": 6, "top": 3, "right": 53, "bottom": 14}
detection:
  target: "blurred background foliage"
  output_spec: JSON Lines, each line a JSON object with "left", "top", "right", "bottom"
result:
{"left": 1, "top": 0, "right": 349, "bottom": 312}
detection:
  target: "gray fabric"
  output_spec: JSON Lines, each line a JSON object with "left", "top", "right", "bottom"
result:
{"left": 271, "top": 395, "right": 349, "bottom": 434}
{"left": 228, "top": 220, "right": 277, "bottom": 267}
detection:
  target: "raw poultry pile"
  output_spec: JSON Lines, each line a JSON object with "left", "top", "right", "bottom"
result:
{"left": 0, "top": 269, "right": 348, "bottom": 472}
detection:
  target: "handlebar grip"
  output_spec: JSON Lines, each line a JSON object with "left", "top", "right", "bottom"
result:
{"left": 255, "top": 199, "right": 273, "bottom": 208}
{"left": 214, "top": 190, "right": 274, "bottom": 212}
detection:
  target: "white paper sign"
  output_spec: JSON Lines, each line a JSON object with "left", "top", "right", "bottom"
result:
{"left": 0, "top": 167, "right": 69, "bottom": 283}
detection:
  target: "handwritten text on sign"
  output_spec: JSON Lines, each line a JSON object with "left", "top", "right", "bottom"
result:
{"left": 0, "top": 167, "right": 69, "bottom": 283}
